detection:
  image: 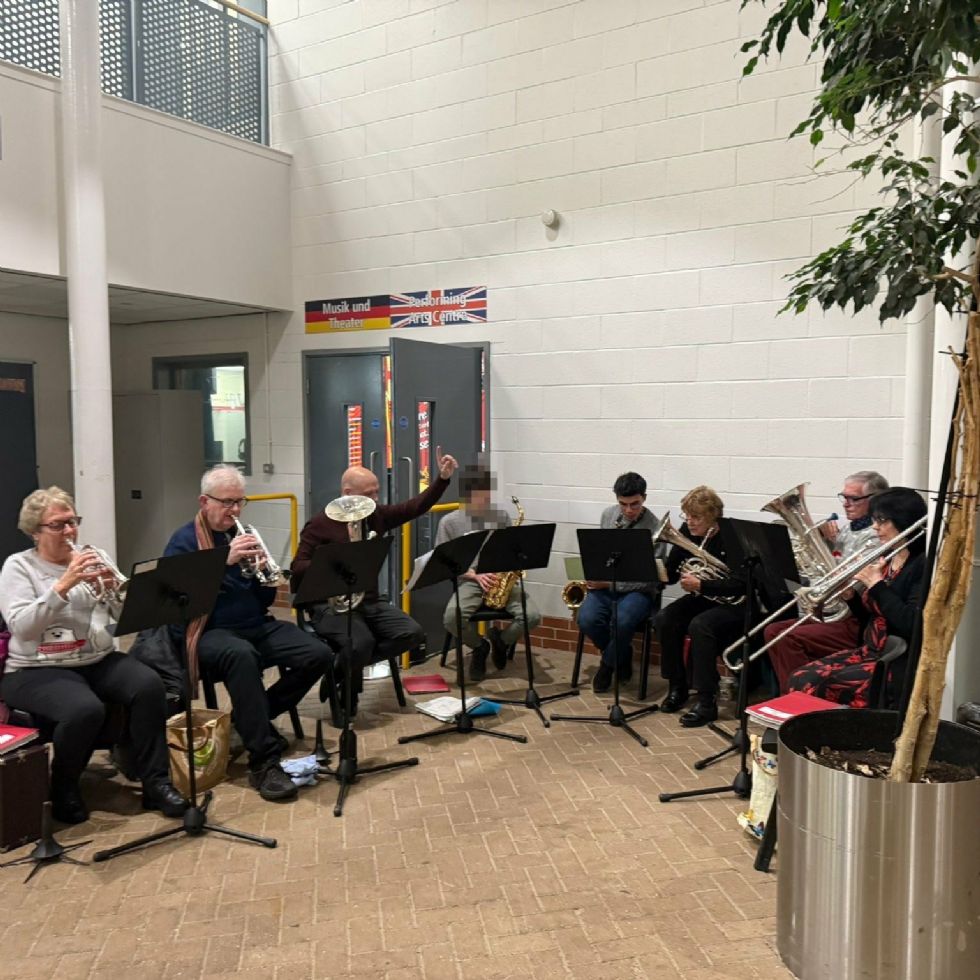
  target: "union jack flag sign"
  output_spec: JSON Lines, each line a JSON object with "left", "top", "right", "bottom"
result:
{"left": 389, "top": 287, "right": 488, "bottom": 328}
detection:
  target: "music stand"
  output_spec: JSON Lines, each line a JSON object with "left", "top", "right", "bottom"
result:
{"left": 398, "top": 531, "right": 528, "bottom": 747}
{"left": 474, "top": 523, "right": 576, "bottom": 727}
{"left": 94, "top": 548, "right": 278, "bottom": 862}
{"left": 691, "top": 520, "right": 797, "bottom": 771}
{"left": 659, "top": 517, "right": 786, "bottom": 804}
{"left": 551, "top": 528, "right": 661, "bottom": 746}
{"left": 294, "top": 536, "right": 419, "bottom": 817}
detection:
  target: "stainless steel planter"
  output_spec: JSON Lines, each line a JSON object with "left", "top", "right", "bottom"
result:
{"left": 777, "top": 710, "right": 980, "bottom": 980}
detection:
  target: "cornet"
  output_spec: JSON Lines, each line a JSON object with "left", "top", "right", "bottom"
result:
{"left": 232, "top": 517, "right": 285, "bottom": 587}
{"left": 69, "top": 541, "right": 128, "bottom": 604}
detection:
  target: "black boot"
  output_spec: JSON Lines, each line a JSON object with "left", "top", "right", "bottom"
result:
{"left": 469, "top": 640, "right": 490, "bottom": 682}
{"left": 660, "top": 685, "right": 690, "bottom": 713}
{"left": 51, "top": 776, "right": 88, "bottom": 825}
{"left": 679, "top": 698, "right": 718, "bottom": 728}
{"left": 142, "top": 780, "right": 190, "bottom": 819}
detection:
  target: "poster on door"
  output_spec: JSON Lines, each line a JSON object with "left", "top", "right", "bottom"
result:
{"left": 346, "top": 404, "right": 363, "bottom": 467}
{"left": 305, "top": 287, "right": 487, "bottom": 333}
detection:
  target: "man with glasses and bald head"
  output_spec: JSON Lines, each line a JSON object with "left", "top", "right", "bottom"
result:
{"left": 165, "top": 465, "right": 334, "bottom": 803}
{"left": 763, "top": 469, "right": 889, "bottom": 691}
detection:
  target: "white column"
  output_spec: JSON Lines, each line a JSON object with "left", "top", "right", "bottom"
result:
{"left": 59, "top": 0, "right": 116, "bottom": 553}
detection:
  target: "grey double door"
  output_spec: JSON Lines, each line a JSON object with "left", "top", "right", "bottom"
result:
{"left": 305, "top": 338, "right": 484, "bottom": 651}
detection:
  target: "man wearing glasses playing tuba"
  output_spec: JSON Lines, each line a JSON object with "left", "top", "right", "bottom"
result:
{"left": 165, "top": 465, "right": 335, "bottom": 803}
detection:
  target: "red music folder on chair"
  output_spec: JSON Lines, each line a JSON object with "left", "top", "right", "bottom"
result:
{"left": 0, "top": 724, "right": 40, "bottom": 756}
{"left": 744, "top": 692, "right": 845, "bottom": 729}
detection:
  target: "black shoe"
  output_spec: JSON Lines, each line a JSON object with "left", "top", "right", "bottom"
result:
{"left": 142, "top": 780, "right": 189, "bottom": 819}
{"left": 51, "top": 783, "right": 88, "bottom": 825}
{"left": 679, "top": 700, "right": 719, "bottom": 728}
{"left": 661, "top": 686, "right": 690, "bottom": 713}
{"left": 408, "top": 647, "right": 428, "bottom": 667}
{"left": 488, "top": 628, "right": 509, "bottom": 671}
{"left": 469, "top": 641, "right": 490, "bottom": 682}
{"left": 269, "top": 726, "right": 290, "bottom": 756}
{"left": 248, "top": 760, "right": 298, "bottom": 801}
{"left": 592, "top": 663, "right": 613, "bottom": 694}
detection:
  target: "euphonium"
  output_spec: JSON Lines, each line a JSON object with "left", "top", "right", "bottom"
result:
{"left": 68, "top": 541, "right": 128, "bottom": 604}
{"left": 323, "top": 494, "right": 377, "bottom": 613}
{"left": 232, "top": 517, "right": 284, "bottom": 587}
{"left": 762, "top": 482, "right": 848, "bottom": 622}
{"left": 479, "top": 496, "right": 525, "bottom": 610}
{"left": 655, "top": 516, "right": 743, "bottom": 605}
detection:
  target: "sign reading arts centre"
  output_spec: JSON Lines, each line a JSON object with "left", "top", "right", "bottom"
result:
{"left": 305, "top": 287, "right": 487, "bottom": 334}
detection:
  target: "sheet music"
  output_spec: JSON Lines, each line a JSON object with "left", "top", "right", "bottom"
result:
{"left": 403, "top": 549, "right": 434, "bottom": 593}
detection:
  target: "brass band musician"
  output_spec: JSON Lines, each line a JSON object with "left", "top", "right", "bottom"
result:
{"left": 433, "top": 463, "right": 541, "bottom": 682}
{"left": 764, "top": 470, "right": 887, "bottom": 691}
{"left": 578, "top": 472, "right": 666, "bottom": 693}
{"left": 654, "top": 486, "right": 747, "bottom": 727}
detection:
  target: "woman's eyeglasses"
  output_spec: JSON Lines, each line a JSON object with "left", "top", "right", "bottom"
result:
{"left": 39, "top": 517, "right": 82, "bottom": 532}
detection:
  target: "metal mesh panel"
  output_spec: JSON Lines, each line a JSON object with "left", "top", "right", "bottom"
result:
{"left": 99, "top": 0, "right": 133, "bottom": 99}
{"left": 0, "top": 0, "right": 60, "bottom": 77}
{"left": 141, "top": 0, "right": 263, "bottom": 143}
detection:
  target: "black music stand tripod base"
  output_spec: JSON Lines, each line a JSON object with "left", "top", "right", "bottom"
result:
{"left": 295, "top": 536, "right": 420, "bottom": 817}
{"left": 475, "top": 523, "right": 576, "bottom": 729}
{"left": 400, "top": 533, "right": 527, "bottom": 747}
{"left": 0, "top": 802, "right": 91, "bottom": 882}
{"left": 692, "top": 721, "right": 750, "bottom": 771}
{"left": 551, "top": 528, "right": 660, "bottom": 746}
{"left": 93, "top": 548, "right": 277, "bottom": 861}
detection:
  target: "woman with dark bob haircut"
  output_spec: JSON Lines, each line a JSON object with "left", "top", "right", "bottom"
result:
{"left": 786, "top": 487, "right": 927, "bottom": 707}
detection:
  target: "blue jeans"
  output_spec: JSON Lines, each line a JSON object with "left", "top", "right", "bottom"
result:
{"left": 577, "top": 590, "right": 654, "bottom": 672}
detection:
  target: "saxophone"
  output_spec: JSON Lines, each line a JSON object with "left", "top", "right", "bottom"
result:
{"left": 478, "top": 496, "right": 525, "bottom": 611}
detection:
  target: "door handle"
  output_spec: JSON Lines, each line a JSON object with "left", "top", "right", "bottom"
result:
{"left": 369, "top": 450, "right": 379, "bottom": 479}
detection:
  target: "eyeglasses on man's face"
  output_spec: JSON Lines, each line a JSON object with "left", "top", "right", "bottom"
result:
{"left": 838, "top": 493, "right": 871, "bottom": 504}
{"left": 39, "top": 517, "right": 82, "bottom": 532}
{"left": 205, "top": 494, "right": 248, "bottom": 509}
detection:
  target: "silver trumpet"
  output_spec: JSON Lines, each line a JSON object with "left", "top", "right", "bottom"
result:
{"left": 324, "top": 494, "right": 378, "bottom": 613}
{"left": 721, "top": 514, "right": 927, "bottom": 670}
{"left": 69, "top": 541, "right": 128, "bottom": 604}
{"left": 232, "top": 517, "right": 285, "bottom": 587}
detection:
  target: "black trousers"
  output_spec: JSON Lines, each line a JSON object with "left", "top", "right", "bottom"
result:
{"left": 197, "top": 619, "right": 334, "bottom": 769}
{"left": 654, "top": 595, "right": 745, "bottom": 700}
{"left": 312, "top": 598, "right": 424, "bottom": 667}
{"left": 0, "top": 652, "right": 170, "bottom": 787}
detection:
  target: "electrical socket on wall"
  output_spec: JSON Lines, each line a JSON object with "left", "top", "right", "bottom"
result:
{"left": 262, "top": 462, "right": 275, "bottom": 474}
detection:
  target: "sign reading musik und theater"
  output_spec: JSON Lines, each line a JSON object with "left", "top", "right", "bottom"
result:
{"left": 304, "top": 287, "right": 487, "bottom": 333}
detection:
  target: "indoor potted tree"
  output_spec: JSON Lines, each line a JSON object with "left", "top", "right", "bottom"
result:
{"left": 741, "top": 3, "right": 980, "bottom": 978}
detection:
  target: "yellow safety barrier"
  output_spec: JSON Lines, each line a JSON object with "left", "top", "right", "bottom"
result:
{"left": 245, "top": 493, "right": 299, "bottom": 557}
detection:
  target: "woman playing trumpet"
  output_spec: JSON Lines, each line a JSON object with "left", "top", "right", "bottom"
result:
{"left": 786, "top": 487, "right": 926, "bottom": 707}
{"left": 0, "top": 487, "right": 187, "bottom": 824}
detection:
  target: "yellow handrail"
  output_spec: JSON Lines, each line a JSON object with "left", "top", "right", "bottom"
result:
{"left": 245, "top": 493, "right": 298, "bottom": 556}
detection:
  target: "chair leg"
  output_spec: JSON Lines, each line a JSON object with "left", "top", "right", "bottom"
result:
{"left": 439, "top": 630, "right": 453, "bottom": 668}
{"left": 570, "top": 630, "right": 586, "bottom": 689}
{"left": 638, "top": 621, "right": 653, "bottom": 701}
{"left": 388, "top": 657, "right": 407, "bottom": 707}
{"left": 202, "top": 675, "right": 219, "bottom": 710}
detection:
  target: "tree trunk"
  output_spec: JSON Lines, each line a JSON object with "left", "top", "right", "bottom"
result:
{"left": 890, "top": 312, "right": 980, "bottom": 782}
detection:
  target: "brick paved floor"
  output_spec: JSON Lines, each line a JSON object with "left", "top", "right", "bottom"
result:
{"left": 0, "top": 650, "right": 792, "bottom": 980}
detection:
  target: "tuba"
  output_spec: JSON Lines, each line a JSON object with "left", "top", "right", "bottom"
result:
{"left": 476, "top": 496, "right": 525, "bottom": 613}
{"left": 762, "top": 483, "right": 848, "bottom": 623}
{"left": 69, "top": 541, "right": 128, "bottom": 604}
{"left": 233, "top": 517, "right": 285, "bottom": 586}
{"left": 655, "top": 516, "right": 743, "bottom": 605}
{"left": 324, "top": 494, "right": 377, "bottom": 613}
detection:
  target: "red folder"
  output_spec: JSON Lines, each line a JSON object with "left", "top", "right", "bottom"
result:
{"left": 401, "top": 674, "right": 451, "bottom": 694}
{"left": 0, "top": 724, "right": 40, "bottom": 755}
{"left": 744, "top": 691, "right": 846, "bottom": 728}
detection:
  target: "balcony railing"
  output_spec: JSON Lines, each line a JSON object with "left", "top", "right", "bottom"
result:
{"left": 0, "top": 0, "right": 268, "bottom": 144}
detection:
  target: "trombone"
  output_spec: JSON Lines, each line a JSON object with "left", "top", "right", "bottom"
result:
{"left": 721, "top": 515, "right": 927, "bottom": 671}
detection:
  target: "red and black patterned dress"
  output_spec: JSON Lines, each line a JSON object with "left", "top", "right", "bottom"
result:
{"left": 786, "top": 553, "right": 924, "bottom": 708}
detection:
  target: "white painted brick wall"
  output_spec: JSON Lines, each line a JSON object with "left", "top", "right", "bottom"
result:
{"left": 263, "top": 0, "right": 909, "bottom": 616}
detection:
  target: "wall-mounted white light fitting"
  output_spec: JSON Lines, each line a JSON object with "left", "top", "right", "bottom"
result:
{"left": 540, "top": 209, "right": 559, "bottom": 228}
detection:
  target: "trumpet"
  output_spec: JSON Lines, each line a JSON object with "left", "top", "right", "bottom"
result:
{"left": 69, "top": 541, "right": 128, "bottom": 604}
{"left": 721, "top": 515, "right": 927, "bottom": 670}
{"left": 232, "top": 517, "right": 285, "bottom": 587}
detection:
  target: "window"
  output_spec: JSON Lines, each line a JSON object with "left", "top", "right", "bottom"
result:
{"left": 153, "top": 354, "right": 250, "bottom": 473}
